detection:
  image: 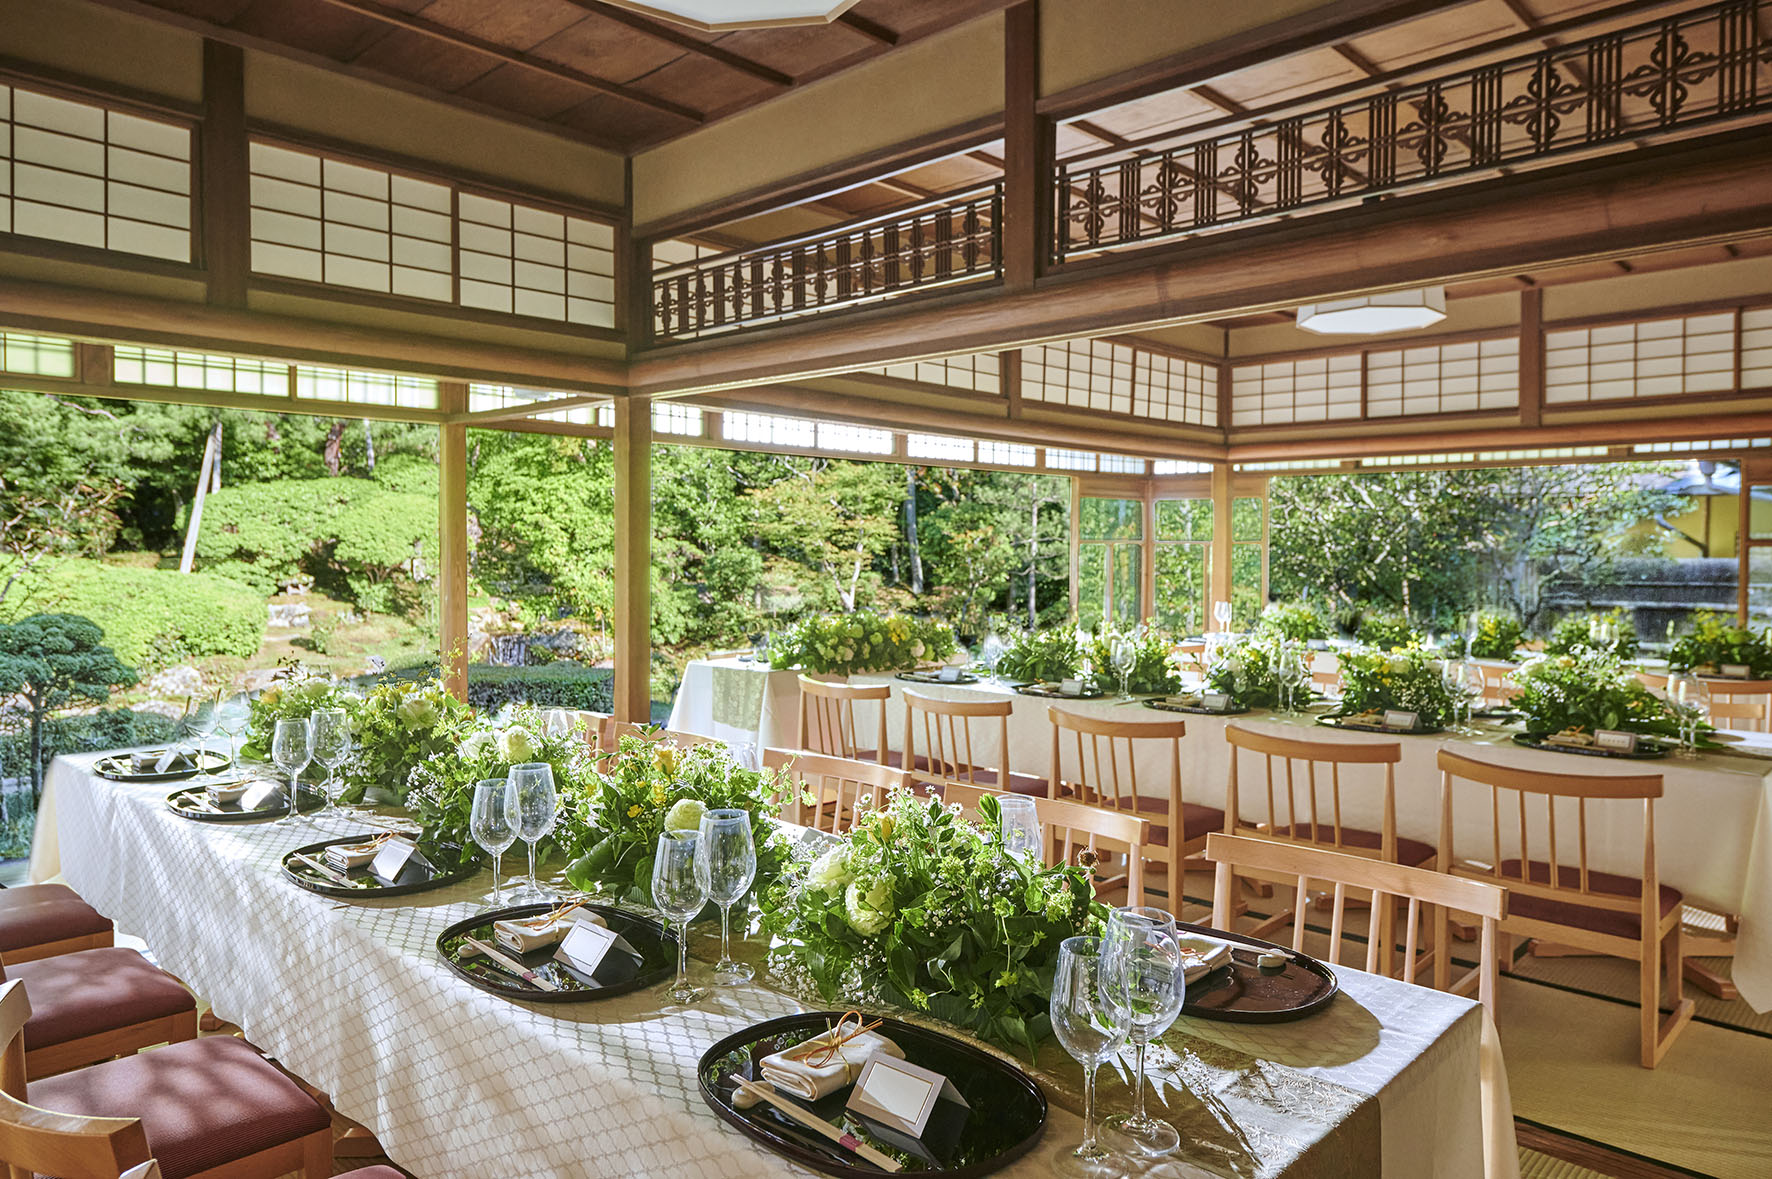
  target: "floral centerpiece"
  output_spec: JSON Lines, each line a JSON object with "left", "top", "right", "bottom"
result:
{"left": 1086, "top": 629, "right": 1180, "bottom": 695}
{"left": 1544, "top": 608, "right": 1638, "bottom": 659}
{"left": 774, "top": 612, "right": 956, "bottom": 676}
{"left": 1355, "top": 611, "right": 1421, "bottom": 652}
{"left": 1449, "top": 610, "right": 1527, "bottom": 661}
{"left": 1256, "top": 602, "right": 1330, "bottom": 643}
{"left": 1333, "top": 648, "right": 1456, "bottom": 731}
{"left": 996, "top": 629, "right": 1081, "bottom": 684}
{"left": 338, "top": 676, "right": 473, "bottom": 805}
{"left": 1201, "top": 634, "right": 1285, "bottom": 708}
{"left": 403, "top": 707, "right": 591, "bottom": 851}
{"left": 562, "top": 735, "right": 798, "bottom": 905}
{"left": 760, "top": 789, "right": 1104, "bottom": 1059}
{"left": 242, "top": 664, "right": 354, "bottom": 764}
{"left": 1511, "top": 649, "right": 1682, "bottom": 742}
{"left": 1669, "top": 611, "right": 1772, "bottom": 678}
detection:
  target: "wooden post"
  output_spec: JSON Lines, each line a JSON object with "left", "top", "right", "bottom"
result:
{"left": 1209, "top": 461, "right": 1233, "bottom": 623}
{"left": 439, "top": 382, "right": 470, "bottom": 701}
{"left": 613, "top": 396, "right": 653, "bottom": 723}
{"left": 200, "top": 41, "right": 249, "bottom": 308}
{"left": 1002, "top": 1, "right": 1048, "bottom": 291}
{"left": 1519, "top": 287, "right": 1544, "bottom": 428}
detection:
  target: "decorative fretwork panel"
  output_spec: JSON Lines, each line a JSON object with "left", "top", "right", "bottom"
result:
{"left": 651, "top": 185, "right": 1001, "bottom": 340}
{"left": 1057, "top": 1, "right": 1772, "bottom": 259}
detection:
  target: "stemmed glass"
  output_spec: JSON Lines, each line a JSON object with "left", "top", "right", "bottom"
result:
{"left": 696, "top": 809, "right": 758, "bottom": 985}
{"left": 1101, "top": 906, "right": 1188, "bottom": 1157}
{"left": 270, "top": 718, "right": 313, "bottom": 826}
{"left": 1050, "top": 936, "right": 1129, "bottom": 1172}
{"left": 510, "top": 763, "right": 558, "bottom": 901}
{"left": 652, "top": 830, "right": 709, "bottom": 1005}
{"left": 1214, "top": 599, "right": 1233, "bottom": 632}
{"left": 543, "top": 709, "right": 572, "bottom": 742}
{"left": 1111, "top": 637, "right": 1137, "bottom": 700}
{"left": 216, "top": 694, "right": 248, "bottom": 771}
{"left": 1277, "top": 642, "right": 1307, "bottom": 712}
{"left": 981, "top": 633, "right": 1006, "bottom": 682}
{"left": 309, "top": 708, "right": 350, "bottom": 819}
{"left": 998, "top": 795, "right": 1043, "bottom": 860}
{"left": 470, "top": 778, "right": 519, "bottom": 905}
{"left": 1666, "top": 670, "right": 1711, "bottom": 759}
{"left": 188, "top": 695, "right": 221, "bottom": 782}
{"left": 1442, "top": 659, "right": 1479, "bottom": 732}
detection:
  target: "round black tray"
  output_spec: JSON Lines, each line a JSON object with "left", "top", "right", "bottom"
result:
{"left": 1143, "top": 698, "right": 1250, "bottom": 716}
{"left": 1315, "top": 714, "right": 1443, "bottom": 736}
{"left": 282, "top": 835, "right": 475, "bottom": 898}
{"left": 699, "top": 1011, "right": 1047, "bottom": 1178}
{"left": 98, "top": 749, "right": 231, "bottom": 782}
{"left": 1512, "top": 732, "right": 1670, "bottom": 760}
{"left": 1014, "top": 683, "right": 1105, "bottom": 700}
{"left": 895, "top": 671, "right": 982, "bottom": 685}
{"left": 1179, "top": 922, "right": 1339, "bottom": 1023}
{"left": 436, "top": 902, "right": 676, "bottom": 1003}
{"left": 166, "top": 781, "right": 324, "bottom": 822}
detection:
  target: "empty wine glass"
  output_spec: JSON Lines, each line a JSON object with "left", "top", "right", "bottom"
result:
{"left": 999, "top": 795, "right": 1043, "bottom": 860}
{"left": 1101, "top": 906, "right": 1187, "bottom": 1157}
{"left": 309, "top": 708, "right": 350, "bottom": 818}
{"left": 652, "top": 830, "right": 709, "bottom": 1005}
{"left": 510, "top": 763, "right": 558, "bottom": 900}
{"left": 1111, "top": 637, "right": 1137, "bottom": 700}
{"left": 696, "top": 809, "right": 757, "bottom": 985}
{"left": 270, "top": 717, "right": 313, "bottom": 826}
{"left": 216, "top": 695, "right": 248, "bottom": 770}
{"left": 543, "top": 709, "right": 572, "bottom": 741}
{"left": 470, "top": 778, "right": 519, "bottom": 906}
{"left": 1277, "top": 643, "right": 1307, "bottom": 712}
{"left": 1050, "top": 936, "right": 1129, "bottom": 1171}
{"left": 188, "top": 693, "right": 221, "bottom": 782}
{"left": 1667, "top": 670, "right": 1711, "bottom": 759}
{"left": 981, "top": 633, "right": 1006, "bottom": 681}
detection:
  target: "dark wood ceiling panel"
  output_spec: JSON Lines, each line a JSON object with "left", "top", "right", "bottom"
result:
{"left": 452, "top": 62, "right": 593, "bottom": 120}
{"left": 139, "top": 0, "right": 258, "bottom": 21}
{"left": 712, "top": 24, "right": 876, "bottom": 76}
{"left": 620, "top": 55, "right": 777, "bottom": 113}
{"left": 228, "top": 0, "right": 387, "bottom": 58}
{"left": 349, "top": 27, "right": 506, "bottom": 92}
{"left": 527, "top": 12, "right": 690, "bottom": 83}
{"left": 413, "top": 0, "right": 589, "bottom": 49}
{"left": 551, "top": 91, "right": 689, "bottom": 145}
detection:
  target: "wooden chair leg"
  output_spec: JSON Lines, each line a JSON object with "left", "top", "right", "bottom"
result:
{"left": 1642, "top": 924, "right": 1695, "bottom": 1070}
{"left": 1640, "top": 932, "right": 1661, "bottom": 1070}
{"left": 300, "top": 1125, "right": 333, "bottom": 1177}
{"left": 1684, "top": 958, "right": 1739, "bottom": 1001}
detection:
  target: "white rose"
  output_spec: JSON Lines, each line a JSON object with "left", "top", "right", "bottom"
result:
{"left": 911, "top": 640, "right": 926, "bottom": 658}
{"left": 460, "top": 730, "right": 495, "bottom": 761}
{"left": 664, "top": 798, "right": 707, "bottom": 832}
{"left": 841, "top": 646, "right": 854, "bottom": 661}
{"left": 805, "top": 846, "right": 853, "bottom": 891}
{"left": 496, "top": 727, "right": 536, "bottom": 764}
{"left": 844, "top": 878, "right": 892, "bottom": 936}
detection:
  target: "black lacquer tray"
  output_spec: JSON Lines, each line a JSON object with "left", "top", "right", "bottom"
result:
{"left": 99, "top": 749, "right": 231, "bottom": 782}
{"left": 1014, "top": 683, "right": 1105, "bottom": 700}
{"left": 282, "top": 835, "right": 475, "bottom": 898}
{"left": 436, "top": 902, "right": 676, "bottom": 1003}
{"left": 896, "top": 671, "right": 981, "bottom": 685}
{"left": 1143, "top": 698, "right": 1250, "bottom": 716}
{"left": 1512, "top": 732, "right": 1670, "bottom": 760}
{"left": 1179, "top": 922, "right": 1339, "bottom": 1024}
{"left": 1316, "top": 714, "right": 1443, "bottom": 736}
{"left": 699, "top": 1011, "right": 1046, "bottom": 1178}
{"left": 166, "top": 780, "right": 324, "bottom": 822}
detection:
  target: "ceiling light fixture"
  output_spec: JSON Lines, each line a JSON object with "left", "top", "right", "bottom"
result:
{"left": 597, "top": 0, "right": 863, "bottom": 32}
{"left": 1295, "top": 287, "right": 1448, "bottom": 334}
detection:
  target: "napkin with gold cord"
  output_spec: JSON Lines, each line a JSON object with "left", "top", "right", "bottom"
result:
{"left": 760, "top": 1018, "right": 904, "bottom": 1101}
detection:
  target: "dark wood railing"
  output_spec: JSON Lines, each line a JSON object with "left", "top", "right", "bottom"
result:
{"left": 649, "top": 183, "right": 1001, "bottom": 341}
{"left": 1055, "top": 0, "right": 1772, "bottom": 260}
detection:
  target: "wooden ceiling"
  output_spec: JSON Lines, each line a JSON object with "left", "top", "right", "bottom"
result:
{"left": 105, "top": 0, "right": 1016, "bottom": 152}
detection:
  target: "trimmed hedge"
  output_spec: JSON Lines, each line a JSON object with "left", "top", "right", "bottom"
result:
{"left": 0, "top": 708, "right": 180, "bottom": 781}
{"left": 466, "top": 664, "right": 614, "bottom": 713}
{"left": 9, "top": 560, "right": 264, "bottom": 670}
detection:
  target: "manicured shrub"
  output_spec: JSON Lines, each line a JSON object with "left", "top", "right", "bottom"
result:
{"left": 10, "top": 561, "right": 264, "bottom": 669}
{"left": 465, "top": 664, "right": 614, "bottom": 713}
{"left": 0, "top": 708, "right": 179, "bottom": 781}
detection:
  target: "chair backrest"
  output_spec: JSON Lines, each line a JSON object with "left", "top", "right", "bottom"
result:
{"left": 1704, "top": 678, "right": 1772, "bottom": 732}
{"left": 1635, "top": 670, "right": 1668, "bottom": 694}
{"left": 902, "top": 690, "right": 1012, "bottom": 792}
{"left": 942, "top": 781, "right": 1150, "bottom": 903}
{"left": 1437, "top": 746, "right": 1663, "bottom": 929}
{"left": 1310, "top": 653, "right": 1341, "bottom": 695}
{"left": 0, "top": 980, "right": 157, "bottom": 1179}
{"left": 1225, "top": 724, "right": 1405, "bottom": 860}
{"left": 796, "top": 677, "right": 890, "bottom": 762}
{"left": 1047, "top": 707, "right": 1182, "bottom": 812}
{"left": 561, "top": 709, "right": 614, "bottom": 752}
{"left": 1479, "top": 663, "right": 1521, "bottom": 706}
{"left": 1206, "top": 833, "right": 1507, "bottom": 1011}
{"left": 763, "top": 748, "right": 910, "bottom": 833}
{"left": 608, "top": 722, "right": 726, "bottom": 749}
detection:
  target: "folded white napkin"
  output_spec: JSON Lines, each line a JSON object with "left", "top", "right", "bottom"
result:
{"left": 494, "top": 907, "right": 603, "bottom": 954}
{"left": 208, "top": 781, "right": 251, "bottom": 805}
{"left": 1176, "top": 934, "right": 1234, "bottom": 982}
{"left": 759, "top": 1028, "right": 904, "bottom": 1101}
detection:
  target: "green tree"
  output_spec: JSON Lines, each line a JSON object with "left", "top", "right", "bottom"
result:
{"left": 0, "top": 613, "right": 137, "bottom": 799}
{"left": 750, "top": 458, "right": 904, "bottom": 613}
{"left": 468, "top": 430, "right": 616, "bottom": 625}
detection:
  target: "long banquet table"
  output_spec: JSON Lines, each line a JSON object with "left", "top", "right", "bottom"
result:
{"left": 32, "top": 750, "right": 1514, "bottom": 1178}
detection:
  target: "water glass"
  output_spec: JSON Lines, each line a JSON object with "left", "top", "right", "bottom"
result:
{"left": 695, "top": 809, "right": 758, "bottom": 985}
{"left": 1214, "top": 599, "right": 1233, "bottom": 631}
{"left": 1111, "top": 637, "right": 1137, "bottom": 699}
{"left": 470, "top": 778, "right": 519, "bottom": 905}
{"left": 1667, "top": 670, "right": 1711, "bottom": 759}
{"left": 310, "top": 708, "right": 350, "bottom": 817}
{"left": 510, "top": 763, "right": 558, "bottom": 900}
{"left": 1050, "top": 936, "right": 1129, "bottom": 1168}
{"left": 216, "top": 695, "right": 248, "bottom": 770}
{"left": 189, "top": 694, "right": 221, "bottom": 779}
{"left": 999, "top": 795, "right": 1043, "bottom": 861}
{"left": 1101, "top": 906, "right": 1187, "bottom": 1157}
{"left": 652, "top": 830, "right": 709, "bottom": 1005}
{"left": 270, "top": 717, "right": 313, "bottom": 825}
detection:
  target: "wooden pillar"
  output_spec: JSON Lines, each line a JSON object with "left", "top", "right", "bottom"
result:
{"left": 1002, "top": 1, "right": 1048, "bottom": 291}
{"left": 613, "top": 396, "right": 652, "bottom": 723}
{"left": 200, "top": 40, "right": 248, "bottom": 308}
{"left": 1209, "top": 461, "right": 1233, "bottom": 623}
{"left": 438, "top": 382, "right": 470, "bottom": 700}
{"left": 1519, "top": 287, "right": 1544, "bottom": 429}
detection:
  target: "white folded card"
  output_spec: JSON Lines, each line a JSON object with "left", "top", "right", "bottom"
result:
{"left": 239, "top": 779, "right": 283, "bottom": 811}
{"left": 1382, "top": 710, "right": 1419, "bottom": 730}
{"left": 1201, "top": 692, "right": 1233, "bottom": 712}
{"left": 759, "top": 1026, "right": 904, "bottom": 1102}
{"left": 1594, "top": 729, "right": 1639, "bottom": 754}
{"left": 937, "top": 667, "right": 961, "bottom": 683}
{"left": 1059, "top": 678, "right": 1083, "bottom": 695}
{"left": 553, "top": 915, "right": 637, "bottom": 979}
{"left": 370, "top": 836, "right": 418, "bottom": 881}
{"left": 845, "top": 1055, "right": 969, "bottom": 1139}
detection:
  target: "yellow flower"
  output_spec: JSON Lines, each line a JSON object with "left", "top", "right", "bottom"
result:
{"left": 654, "top": 744, "right": 679, "bottom": 776}
{"left": 878, "top": 815, "right": 895, "bottom": 842}
{"left": 626, "top": 804, "right": 641, "bottom": 818}
{"left": 651, "top": 782, "right": 667, "bottom": 805}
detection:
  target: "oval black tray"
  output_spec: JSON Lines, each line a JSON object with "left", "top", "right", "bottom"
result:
{"left": 1143, "top": 699, "right": 1250, "bottom": 716}
{"left": 1179, "top": 922, "right": 1339, "bottom": 1024}
{"left": 699, "top": 1011, "right": 1047, "bottom": 1178}
{"left": 1014, "top": 683, "right": 1105, "bottom": 700}
{"left": 896, "top": 671, "right": 981, "bottom": 685}
{"left": 1315, "top": 714, "right": 1443, "bottom": 736}
{"left": 282, "top": 835, "right": 475, "bottom": 898}
{"left": 436, "top": 902, "right": 676, "bottom": 1003}
{"left": 166, "top": 782, "right": 324, "bottom": 822}
{"left": 1512, "top": 732, "right": 1670, "bottom": 760}
{"left": 99, "top": 749, "right": 231, "bottom": 782}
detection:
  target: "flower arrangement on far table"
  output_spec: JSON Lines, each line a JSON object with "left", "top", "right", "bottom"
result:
{"left": 759, "top": 789, "right": 1105, "bottom": 1059}
{"left": 773, "top": 612, "right": 956, "bottom": 676}
{"left": 1669, "top": 611, "right": 1772, "bottom": 678}
{"left": 1087, "top": 628, "right": 1180, "bottom": 695}
{"left": 1355, "top": 611, "right": 1422, "bottom": 652}
{"left": 1201, "top": 634, "right": 1286, "bottom": 708}
{"left": 996, "top": 628, "right": 1082, "bottom": 684}
{"left": 242, "top": 664, "right": 354, "bottom": 763}
{"left": 562, "top": 735, "right": 800, "bottom": 905}
{"left": 403, "top": 707, "right": 591, "bottom": 851}
{"left": 1334, "top": 648, "right": 1457, "bottom": 731}
{"left": 1544, "top": 608, "right": 1639, "bottom": 660}
{"left": 1511, "top": 649, "right": 1683, "bottom": 742}
{"left": 339, "top": 676, "right": 473, "bottom": 805}
{"left": 1256, "top": 601, "right": 1330, "bottom": 643}
{"left": 1450, "top": 610, "right": 1527, "bottom": 661}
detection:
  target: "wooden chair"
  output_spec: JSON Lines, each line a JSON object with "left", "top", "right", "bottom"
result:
{"left": 608, "top": 722, "right": 725, "bottom": 749}
{"left": 1704, "top": 678, "right": 1772, "bottom": 732}
{"left": 1477, "top": 663, "right": 1521, "bottom": 708}
{"left": 796, "top": 676, "right": 889, "bottom": 762}
{"left": 561, "top": 709, "right": 614, "bottom": 752}
{"left": 942, "top": 781, "right": 1151, "bottom": 905}
{"left": 1046, "top": 708, "right": 1222, "bottom": 907}
{"left": 0, "top": 885, "right": 114, "bottom": 966}
{"left": 0, "top": 980, "right": 334, "bottom": 1178}
{"left": 762, "top": 748, "right": 910, "bottom": 833}
{"left": 901, "top": 691, "right": 1045, "bottom": 798}
{"left": 1207, "top": 833, "right": 1507, "bottom": 1013}
{"left": 1437, "top": 747, "right": 1693, "bottom": 1068}
{"left": 1, "top": 947, "right": 197, "bottom": 1079}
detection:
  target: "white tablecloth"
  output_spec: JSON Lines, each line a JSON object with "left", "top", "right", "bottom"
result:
{"left": 31, "top": 752, "right": 1511, "bottom": 1178}
{"left": 668, "top": 657, "right": 802, "bottom": 752}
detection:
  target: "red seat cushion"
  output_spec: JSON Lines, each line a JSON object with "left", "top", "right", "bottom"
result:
{"left": 1269, "top": 824, "right": 1437, "bottom": 867}
{"left": 336, "top": 1169, "right": 405, "bottom": 1179}
{"left": 8, "top": 947, "right": 195, "bottom": 1050}
{"left": 1498, "top": 859, "right": 1682, "bottom": 940}
{"left": 0, "top": 885, "right": 111, "bottom": 954}
{"left": 29, "top": 1035, "right": 329, "bottom": 1179}
{"left": 1119, "top": 797, "right": 1227, "bottom": 848}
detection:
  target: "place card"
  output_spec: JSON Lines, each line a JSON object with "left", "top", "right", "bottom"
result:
{"left": 1594, "top": 729, "right": 1639, "bottom": 754}
{"left": 370, "top": 836, "right": 417, "bottom": 881}
{"left": 1059, "top": 678, "right": 1083, "bottom": 695}
{"left": 845, "top": 1055, "right": 968, "bottom": 1140}
{"left": 554, "top": 915, "right": 622, "bottom": 978}
{"left": 1202, "top": 692, "right": 1233, "bottom": 712}
{"left": 240, "top": 779, "right": 283, "bottom": 811}
{"left": 1382, "top": 710, "right": 1419, "bottom": 731}
{"left": 1720, "top": 663, "right": 1752, "bottom": 679}
{"left": 936, "top": 667, "right": 961, "bottom": 683}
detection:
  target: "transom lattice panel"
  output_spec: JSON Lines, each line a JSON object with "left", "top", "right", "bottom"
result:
{"left": 1738, "top": 306, "right": 1772, "bottom": 388}
{"left": 1231, "top": 355, "right": 1362, "bottom": 426}
{"left": 1366, "top": 338, "right": 1519, "bottom": 417}
{"left": 1021, "top": 339, "right": 1216, "bottom": 426}
{"left": 868, "top": 352, "right": 1001, "bottom": 394}
{"left": 113, "top": 346, "right": 287, "bottom": 396}
{"left": 0, "top": 82, "right": 191, "bottom": 262}
{"left": 0, "top": 330, "right": 76, "bottom": 378}
{"left": 1545, "top": 311, "right": 1735, "bottom": 402}
{"left": 457, "top": 192, "right": 615, "bottom": 327}
{"left": 295, "top": 365, "right": 437, "bottom": 409}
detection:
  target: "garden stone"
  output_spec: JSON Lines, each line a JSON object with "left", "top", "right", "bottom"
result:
{"left": 241, "top": 668, "right": 282, "bottom": 691}
{"left": 146, "top": 666, "right": 205, "bottom": 698}
{"left": 267, "top": 603, "right": 311, "bottom": 628}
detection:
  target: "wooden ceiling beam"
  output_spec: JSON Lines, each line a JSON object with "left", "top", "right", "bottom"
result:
{"left": 838, "top": 12, "right": 900, "bottom": 46}
{"left": 557, "top": 1, "right": 795, "bottom": 87}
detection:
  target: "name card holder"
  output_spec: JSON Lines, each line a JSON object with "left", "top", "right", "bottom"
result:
{"left": 240, "top": 779, "right": 283, "bottom": 811}
{"left": 1382, "top": 710, "right": 1419, "bottom": 731}
{"left": 1202, "top": 692, "right": 1233, "bottom": 713}
{"left": 937, "top": 667, "right": 961, "bottom": 683}
{"left": 1059, "top": 679, "right": 1083, "bottom": 696}
{"left": 370, "top": 836, "right": 418, "bottom": 882}
{"left": 555, "top": 916, "right": 621, "bottom": 977}
{"left": 1720, "top": 663, "right": 1752, "bottom": 680}
{"left": 1594, "top": 729, "right": 1639, "bottom": 754}
{"left": 846, "top": 1055, "right": 968, "bottom": 1140}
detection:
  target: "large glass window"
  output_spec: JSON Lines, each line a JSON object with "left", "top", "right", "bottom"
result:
{"left": 1079, "top": 497, "right": 1141, "bottom": 628}
{"left": 1154, "top": 498, "right": 1211, "bottom": 632}
{"left": 1232, "top": 495, "right": 1267, "bottom": 627}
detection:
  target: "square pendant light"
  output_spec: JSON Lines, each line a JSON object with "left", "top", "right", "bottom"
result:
{"left": 598, "top": 0, "right": 862, "bottom": 31}
{"left": 1295, "top": 287, "right": 1447, "bottom": 334}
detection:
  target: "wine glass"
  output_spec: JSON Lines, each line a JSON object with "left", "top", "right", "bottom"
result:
{"left": 998, "top": 795, "right": 1043, "bottom": 860}
{"left": 1214, "top": 600, "right": 1233, "bottom": 632}
{"left": 1667, "top": 670, "right": 1711, "bottom": 759}
{"left": 1457, "top": 657, "right": 1484, "bottom": 727}
{"left": 1050, "top": 936, "right": 1129, "bottom": 1170}
{"left": 470, "top": 778, "right": 519, "bottom": 905}
{"left": 695, "top": 809, "right": 757, "bottom": 985}
{"left": 1101, "top": 906, "right": 1187, "bottom": 1157}
{"left": 510, "top": 763, "right": 558, "bottom": 900}
{"left": 1277, "top": 643, "right": 1307, "bottom": 712}
{"left": 216, "top": 695, "right": 248, "bottom": 771}
{"left": 188, "top": 693, "right": 221, "bottom": 782}
{"left": 981, "top": 633, "right": 1006, "bottom": 681}
{"left": 652, "top": 830, "right": 709, "bottom": 1005}
{"left": 543, "top": 709, "right": 572, "bottom": 741}
{"left": 270, "top": 717, "right": 313, "bottom": 826}
{"left": 1111, "top": 637, "right": 1137, "bottom": 700}
{"left": 309, "top": 708, "right": 350, "bottom": 818}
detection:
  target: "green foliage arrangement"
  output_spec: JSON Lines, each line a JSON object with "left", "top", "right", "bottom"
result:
{"left": 1356, "top": 611, "right": 1422, "bottom": 652}
{"left": 760, "top": 789, "right": 1106, "bottom": 1060}
{"left": 339, "top": 677, "right": 473, "bottom": 804}
{"left": 1464, "top": 610, "right": 1527, "bottom": 661}
{"left": 403, "top": 708, "right": 590, "bottom": 851}
{"left": 241, "top": 665, "right": 355, "bottom": 764}
{"left": 1202, "top": 635, "right": 1285, "bottom": 708}
{"left": 0, "top": 613, "right": 137, "bottom": 795}
{"left": 1668, "top": 611, "right": 1772, "bottom": 678}
{"left": 1544, "top": 608, "right": 1639, "bottom": 660}
{"left": 1334, "top": 648, "right": 1457, "bottom": 730}
{"left": 1256, "top": 601, "right": 1330, "bottom": 643}
{"left": 996, "top": 629, "right": 1081, "bottom": 684}
{"left": 562, "top": 735, "right": 797, "bottom": 906}
{"left": 1087, "top": 629, "right": 1180, "bottom": 695}
{"left": 9, "top": 560, "right": 264, "bottom": 670}
{"left": 466, "top": 664, "right": 614, "bottom": 713}
{"left": 1511, "top": 650, "right": 1680, "bottom": 740}
{"left": 773, "top": 612, "right": 956, "bottom": 676}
